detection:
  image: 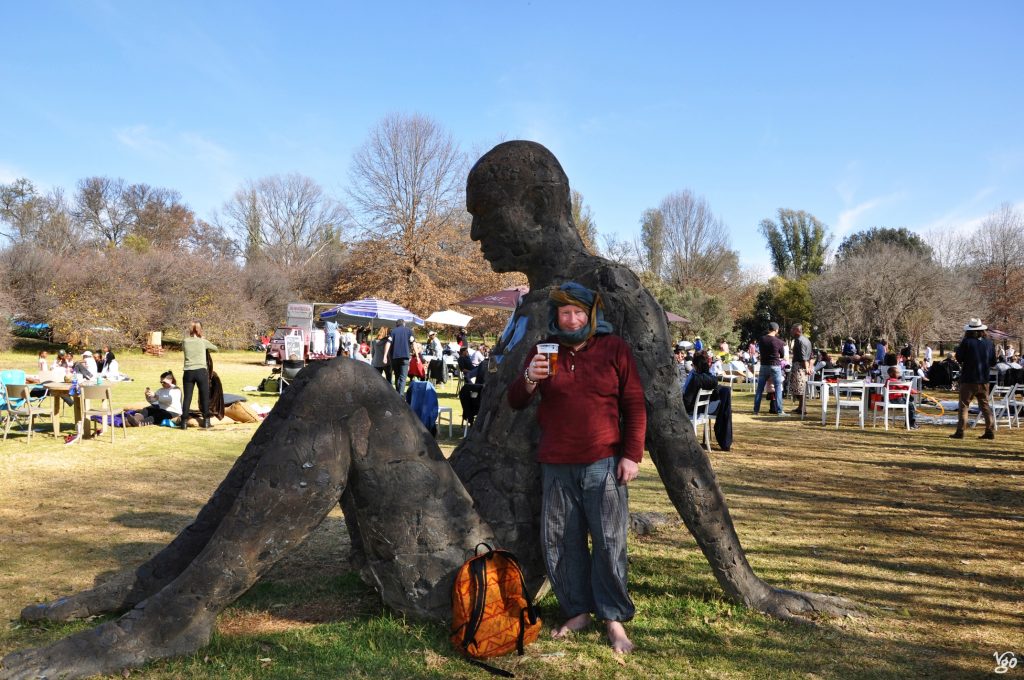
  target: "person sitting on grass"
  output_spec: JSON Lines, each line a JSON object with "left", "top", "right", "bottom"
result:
{"left": 141, "top": 371, "right": 183, "bottom": 426}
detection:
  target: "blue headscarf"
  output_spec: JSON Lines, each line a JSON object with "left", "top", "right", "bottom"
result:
{"left": 547, "top": 281, "right": 614, "bottom": 344}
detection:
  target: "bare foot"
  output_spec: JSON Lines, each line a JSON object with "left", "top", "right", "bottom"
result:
{"left": 551, "top": 612, "right": 591, "bottom": 639}
{"left": 606, "top": 620, "right": 634, "bottom": 654}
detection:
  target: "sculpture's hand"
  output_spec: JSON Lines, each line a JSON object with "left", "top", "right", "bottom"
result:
{"left": 616, "top": 457, "right": 639, "bottom": 484}
{"left": 756, "top": 586, "right": 858, "bottom": 625}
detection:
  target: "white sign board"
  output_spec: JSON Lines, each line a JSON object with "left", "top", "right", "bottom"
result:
{"left": 284, "top": 335, "right": 304, "bottom": 360}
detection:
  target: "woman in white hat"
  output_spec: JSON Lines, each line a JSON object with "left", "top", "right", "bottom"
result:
{"left": 951, "top": 318, "right": 996, "bottom": 440}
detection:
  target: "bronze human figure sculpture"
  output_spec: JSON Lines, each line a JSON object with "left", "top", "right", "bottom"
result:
{"left": 0, "top": 141, "right": 852, "bottom": 680}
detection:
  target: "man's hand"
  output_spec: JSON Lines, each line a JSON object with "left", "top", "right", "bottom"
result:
{"left": 617, "top": 457, "right": 639, "bottom": 484}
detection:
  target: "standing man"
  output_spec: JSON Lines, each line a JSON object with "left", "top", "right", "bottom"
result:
{"left": 753, "top": 322, "right": 786, "bottom": 416}
{"left": 323, "top": 318, "right": 338, "bottom": 357}
{"left": 923, "top": 344, "right": 933, "bottom": 368}
{"left": 788, "top": 324, "right": 813, "bottom": 414}
{"left": 508, "top": 282, "right": 646, "bottom": 654}
{"left": 383, "top": 319, "right": 414, "bottom": 393}
{"left": 951, "top": 318, "right": 996, "bottom": 440}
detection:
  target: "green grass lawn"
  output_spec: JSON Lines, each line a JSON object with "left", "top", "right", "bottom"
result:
{"left": 1, "top": 343, "right": 1021, "bottom": 679}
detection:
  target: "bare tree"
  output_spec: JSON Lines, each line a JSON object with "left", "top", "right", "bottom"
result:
{"left": 969, "top": 203, "right": 1024, "bottom": 336}
{"left": 218, "top": 174, "right": 351, "bottom": 268}
{"left": 344, "top": 113, "right": 469, "bottom": 310}
{"left": 1, "top": 179, "right": 82, "bottom": 254}
{"left": 122, "top": 184, "right": 195, "bottom": 250}
{"left": 811, "top": 245, "right": 979, "bottom": 347}
{"left": 75, "top": 177, "right": 133, "bottom": 246}
{"left": 924, "top": 228, "right": 972, "bottom": 270}
{"left": 651, "top": 190, "right": 740, "bottom": 292}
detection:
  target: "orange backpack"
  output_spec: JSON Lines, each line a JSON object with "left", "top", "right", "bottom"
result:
{"left": 450, "top": 544, "right": 541, "bottom": 672}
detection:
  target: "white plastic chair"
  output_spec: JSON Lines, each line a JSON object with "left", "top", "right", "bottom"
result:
{"left": 815, "top": 370, "right": 843, "bottom": 424}
{"left": 833, "top": 380, "right": 866, "bottom": 429}
{"left": 872, "top": 380, "right": 912, "bottom": 430}
{"left": 684, "top": 388, "right": 715, "bottom": 450}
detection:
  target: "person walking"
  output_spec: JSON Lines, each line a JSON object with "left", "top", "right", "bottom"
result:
{"left": 181, "top": 321, "right": 217, "bottom": 429}
{"left": 753, "top": 322, "right": 786, "bottom": 415}
{"left": 508, "top": 282, "right": 646, "bottom": 654}
{"left": 383, "top": 319, "right": 414, "bottom": 393}
{"left": 950, "top": 318, "right": 996, "bottom": 440}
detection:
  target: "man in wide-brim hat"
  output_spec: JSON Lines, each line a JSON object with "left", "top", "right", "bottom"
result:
{"left": 950, "top": 317, "right": 996, "bottom": 440}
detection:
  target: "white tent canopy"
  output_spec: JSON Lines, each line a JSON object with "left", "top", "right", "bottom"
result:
{"left": 425, "top": 309, "right": 473, "bottom": 327}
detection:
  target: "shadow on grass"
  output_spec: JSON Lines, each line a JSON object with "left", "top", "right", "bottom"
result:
{"left": 111, "top": 510, "right": 195, "bottom": 531}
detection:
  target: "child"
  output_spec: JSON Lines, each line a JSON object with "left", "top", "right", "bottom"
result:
{"left": 884, "top": 366, "right": 918, "bottom": 429}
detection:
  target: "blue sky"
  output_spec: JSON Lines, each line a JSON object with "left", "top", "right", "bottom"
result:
{"left": 2, "top": 1, "right": 1022, "bottom": 273}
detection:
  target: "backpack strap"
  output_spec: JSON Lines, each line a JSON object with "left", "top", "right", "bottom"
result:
{"left": 498, "top": 550, "right": 539, "bottom": 626}
{"left": 516, "top": 608, "right": 527, "bottom": 656}
{"left": 461, "top": 654, "right": 515, "bottom": 678}
{"left": 461, "top": 555, "right": 489, "bottom": 649}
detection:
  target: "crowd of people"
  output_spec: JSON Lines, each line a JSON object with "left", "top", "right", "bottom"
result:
{"left": 672, "top": 317, "right": 1019, "bottom": 439}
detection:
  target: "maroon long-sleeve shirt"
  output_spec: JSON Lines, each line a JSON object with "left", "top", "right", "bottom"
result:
{"left": 508, "top": 333, "right": 647, "bottom": 464}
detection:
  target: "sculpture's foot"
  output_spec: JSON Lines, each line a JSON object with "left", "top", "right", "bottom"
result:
{"left": 1, "top": 605, "right": 215, "bottom": 680}
{"left": 756, "top": 587, "right": 858, "bottom": 625}
{"left": 20, "top": 576, "right": 135, "bottom": 622}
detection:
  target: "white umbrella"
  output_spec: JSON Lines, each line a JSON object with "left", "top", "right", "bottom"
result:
{"left": 425, "top": 309, "right": 473, "bottom": 327}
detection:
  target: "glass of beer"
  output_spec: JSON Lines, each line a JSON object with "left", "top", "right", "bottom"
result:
{"left": 537, "top": 343, "right": 560, "bottom": 377}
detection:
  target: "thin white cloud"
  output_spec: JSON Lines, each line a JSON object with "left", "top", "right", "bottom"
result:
{"left": 834, "top": 160, "right": 862, "bottom": 205}
{"left": 918, "top": 199, "right": 1024, "bottom": 237}
{"left": 834, "top": 191, "right": 906, "bottom": 237}
{"left": 115, "top": 124, "right": 173, "bottom": 156}
{"left": 114, "top": 124, "right": 241, "bottom": 216}
{"left": 180, "top": 132, "right": 233, "bottom": 166}
{"left": 836, "top": 197, "right": 883, "bottom": 235}
{"left": 915, "top": 188, "right": 1004, "bottom": 234}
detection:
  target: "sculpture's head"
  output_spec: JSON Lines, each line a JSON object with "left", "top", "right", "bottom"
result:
{"left": 467, "top": 140, "right": 584, "bottom": 275}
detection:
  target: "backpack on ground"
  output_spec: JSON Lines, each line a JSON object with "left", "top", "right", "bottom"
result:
{"left": 450, "top": 544, "right": 541, "bottom": 677}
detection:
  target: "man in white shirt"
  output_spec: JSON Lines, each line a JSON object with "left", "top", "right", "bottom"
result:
{"left": 469, "top": 345, "right": 485, "bottom": 367}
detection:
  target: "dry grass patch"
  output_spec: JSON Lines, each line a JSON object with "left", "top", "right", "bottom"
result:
{"left": 1, "top": 346, "right": 1021, "bottom": 678}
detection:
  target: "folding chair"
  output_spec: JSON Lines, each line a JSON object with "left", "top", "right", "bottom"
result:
{"left": 983, "top": 384, "right": 1017, "bottom": 431}
{"left": 80, "top": 385, "right": 127, "bottom": 443}
{"left": 833, "top": 380, "right": 866, "bottom": 429}
{"left": 2, "top": 383, "right": 48, "bottom": 441}
{"left": 871, "top": 381, "right": 912, "bottom": 430}
{"left": 684, "top": 388, "right": 715, "bottom": 450}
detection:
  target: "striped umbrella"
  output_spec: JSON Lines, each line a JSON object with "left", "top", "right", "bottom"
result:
{"left": 320, "top": 298, "right": 424, "bottom": 327}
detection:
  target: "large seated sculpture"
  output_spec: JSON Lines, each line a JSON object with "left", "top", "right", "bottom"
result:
{"left": 0, "top": 141, "right": 852, "bottom": 680}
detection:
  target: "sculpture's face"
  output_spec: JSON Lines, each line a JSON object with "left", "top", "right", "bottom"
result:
{"left": 467, "top": 185, "right": 539, "bottom": 273}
